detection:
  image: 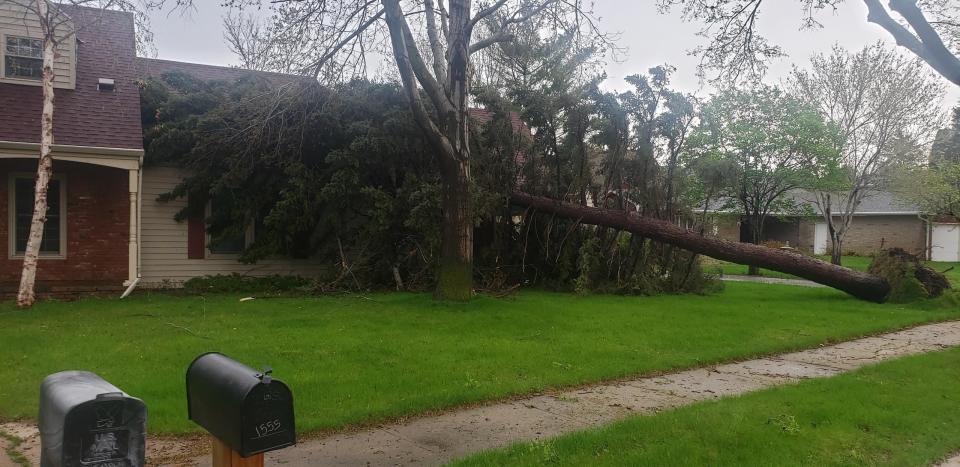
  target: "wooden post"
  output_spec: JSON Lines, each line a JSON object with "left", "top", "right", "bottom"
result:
{"left": 211, "top": 437, "right": 264, "bottom": 467}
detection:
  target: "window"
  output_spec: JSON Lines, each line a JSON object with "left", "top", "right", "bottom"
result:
{"left": 12, "top": 177, "right": 63, "bottom": 256}
{"left": 207, "top": 198, "right": 245, "bottom": 255}
{"left": 4, "top": 36, "right": 42, "bottom": 80}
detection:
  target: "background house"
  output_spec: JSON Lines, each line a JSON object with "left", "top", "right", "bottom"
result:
{"left": 708, "top": 190, "right": 959, "bottom": 261}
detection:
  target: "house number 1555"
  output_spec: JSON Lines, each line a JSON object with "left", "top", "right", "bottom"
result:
{"left": 255, "top": 419, "right": 282, "bottom": 438}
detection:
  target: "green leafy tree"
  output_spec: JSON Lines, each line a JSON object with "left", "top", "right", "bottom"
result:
{"left": 689, "top": 85, "right": 842, "bottom": 274}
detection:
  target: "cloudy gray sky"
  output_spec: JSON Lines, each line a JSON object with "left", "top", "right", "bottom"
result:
{"left": 146, "top": 1, "right": 960, "bottom": 110}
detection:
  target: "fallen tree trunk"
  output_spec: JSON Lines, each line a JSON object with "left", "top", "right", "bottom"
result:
{"left": 510, "top": 192, "right": 891, "bottom": 302}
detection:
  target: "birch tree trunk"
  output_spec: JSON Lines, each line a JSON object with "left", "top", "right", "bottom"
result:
{"left": 16, "top": 1, "right": 56, "bottom": 308}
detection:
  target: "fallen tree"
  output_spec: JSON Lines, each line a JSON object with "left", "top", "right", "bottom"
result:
{"left": 511, "top": 192, "right": 949, "bottom": 303}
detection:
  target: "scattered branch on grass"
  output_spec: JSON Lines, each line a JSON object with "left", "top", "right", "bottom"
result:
{"left": 163, "top": 322, "right": 211, "bottom": 340}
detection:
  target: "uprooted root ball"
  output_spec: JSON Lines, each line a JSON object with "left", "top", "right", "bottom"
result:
{"left": 868, "top": 248, "right": 951, "bottom": 302}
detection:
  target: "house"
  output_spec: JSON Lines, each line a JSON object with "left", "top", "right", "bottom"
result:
{"left": 2, "top": 5, "right": 954, "bottom": 297}
{"left": 0, "top": 5, "right": 324, "bottom": 294}
{"left": 707, "top": 191, "right": 960, "bottom": 261}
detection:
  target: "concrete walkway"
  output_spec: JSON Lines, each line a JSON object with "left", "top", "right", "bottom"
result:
{"left": 719, "top": 274, "right": 826, "bottom": 287}
{"left": 3, "top": 320, "right": 960, "bottom": 466}
{"left": 941, "top": 453, "right": 960, "bottom": 467}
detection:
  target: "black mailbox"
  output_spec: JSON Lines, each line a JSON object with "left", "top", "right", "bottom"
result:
{"left": 39, "top": 371, "right": 146, "bottom": 467}
{"left": 186, "top": 352, "right": 295, "bottom": 457}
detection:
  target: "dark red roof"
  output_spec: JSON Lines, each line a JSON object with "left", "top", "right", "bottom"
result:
{"left": 468, "top": 108, "right": 532, "bottom": 139}
{"left": 0, "top": 6, "right": 143, "bottom": 150}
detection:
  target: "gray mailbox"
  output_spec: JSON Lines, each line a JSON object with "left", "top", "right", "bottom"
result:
{"left": 39, "top": 371, "right": 146, "bottom": 467}
{"left": 186, "top": 352, "right": 295, "bottom": 457}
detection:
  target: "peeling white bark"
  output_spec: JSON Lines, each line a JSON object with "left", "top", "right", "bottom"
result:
{"left": 16, "top": 0, "right": 57, "bottom": 308}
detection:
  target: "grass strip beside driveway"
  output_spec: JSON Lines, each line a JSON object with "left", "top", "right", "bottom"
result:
{"left": 452, "top": 346, "right": 960, "bottom": 466}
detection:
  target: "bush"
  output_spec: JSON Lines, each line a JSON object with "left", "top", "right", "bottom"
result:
{"left": 182, "top": 274, "right": 310, "bottom": 294}
{"left": 574, "top": 237, "right": 602, "bottom": 295}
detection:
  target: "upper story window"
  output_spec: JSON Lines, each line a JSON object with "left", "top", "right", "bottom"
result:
{"left": 4, "top": 36, "right": 43, "bottom": 80}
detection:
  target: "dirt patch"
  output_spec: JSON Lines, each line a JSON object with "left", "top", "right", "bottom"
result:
{"left": 0, "top": 422, "right": 207, "bottom": 467}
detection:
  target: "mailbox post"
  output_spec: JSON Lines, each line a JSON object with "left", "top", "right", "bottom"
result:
{"left": 39, "top": 371, "right": 147, "bottom": 467}
{"left": 186, "top": 352, "right": 295, "bottom": 467}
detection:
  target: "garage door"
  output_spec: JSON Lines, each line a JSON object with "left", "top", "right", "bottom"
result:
{"left": 931, "top": 223, "right": 960, "bottom": 262}
{"left": 814, "top": 223, "right": 829, "bottom": 256}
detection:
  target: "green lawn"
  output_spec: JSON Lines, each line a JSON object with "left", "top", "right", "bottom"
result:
{"left": 0, "top": 283, "right": 957, "bottom": 435}
{"left": 452, "top": 346, "right": 960, "bottom": 467}
{"left": 703, "top": 255, "right": 959, "bottom": 284}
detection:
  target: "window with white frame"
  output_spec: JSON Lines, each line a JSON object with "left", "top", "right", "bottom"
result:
{"left": 10, "top": 177, "right": 65, "bottom": 256}
{"left": 4, "top": 36, "right": 43, "bottom": 80}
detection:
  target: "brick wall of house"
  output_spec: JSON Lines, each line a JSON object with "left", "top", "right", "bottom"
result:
{"left": 708, "top": 213, "right": 924, "bottom": 256}
{"left": 838, "top": 215, "right": 926, "bottom": 256}
{"left": 0, "top": 159, "right": 128, "bottom": 285}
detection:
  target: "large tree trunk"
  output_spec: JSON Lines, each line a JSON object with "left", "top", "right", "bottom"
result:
{"left": 380, "top": 0, "right": 475, "bottom": 301}
{"left": 436, "top": 157, "right": 474, "bottom": 300}
{"left": 511, "top": 192, "right": 891, "bottom": 302}
{"left": 17, "top": 15, "right": 56, "bottom": 308}
{"left": 434, "top": 0, "right": 474, "bottom": 300}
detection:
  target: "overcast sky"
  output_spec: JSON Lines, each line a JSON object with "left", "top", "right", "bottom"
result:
{"left": 146, "top": 1, "right": 960, "bottom": 112}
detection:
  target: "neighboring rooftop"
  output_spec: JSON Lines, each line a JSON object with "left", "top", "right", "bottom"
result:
{"left": 705, "top": 190, "right": 920, "bottom": 216}
{"left": 834, "top": 191, "right": 920, "bottom": 215}
{"left": 468, "top": 108, "right": 533, "bottom": 139}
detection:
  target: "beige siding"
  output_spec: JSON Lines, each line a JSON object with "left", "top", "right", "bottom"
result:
{"left": 140, "top": 167, "right": 327, "bottom": 287}
{"left": 0, "top": 3, "right": 75, "bottom": 89}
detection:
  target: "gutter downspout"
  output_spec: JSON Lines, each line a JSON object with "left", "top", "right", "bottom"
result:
{"left": 121, "top": 276, "right": 140, "bottom": 299}
{"left": 122, "top": 161, "right": 144, "bottom": 298}
{"left": 138, "top": 161, "right": 143, "bottom": 281}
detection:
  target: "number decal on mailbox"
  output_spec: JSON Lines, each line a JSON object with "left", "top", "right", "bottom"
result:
{"left": 254, "top": 419, "right": 283, "bottom": 438}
